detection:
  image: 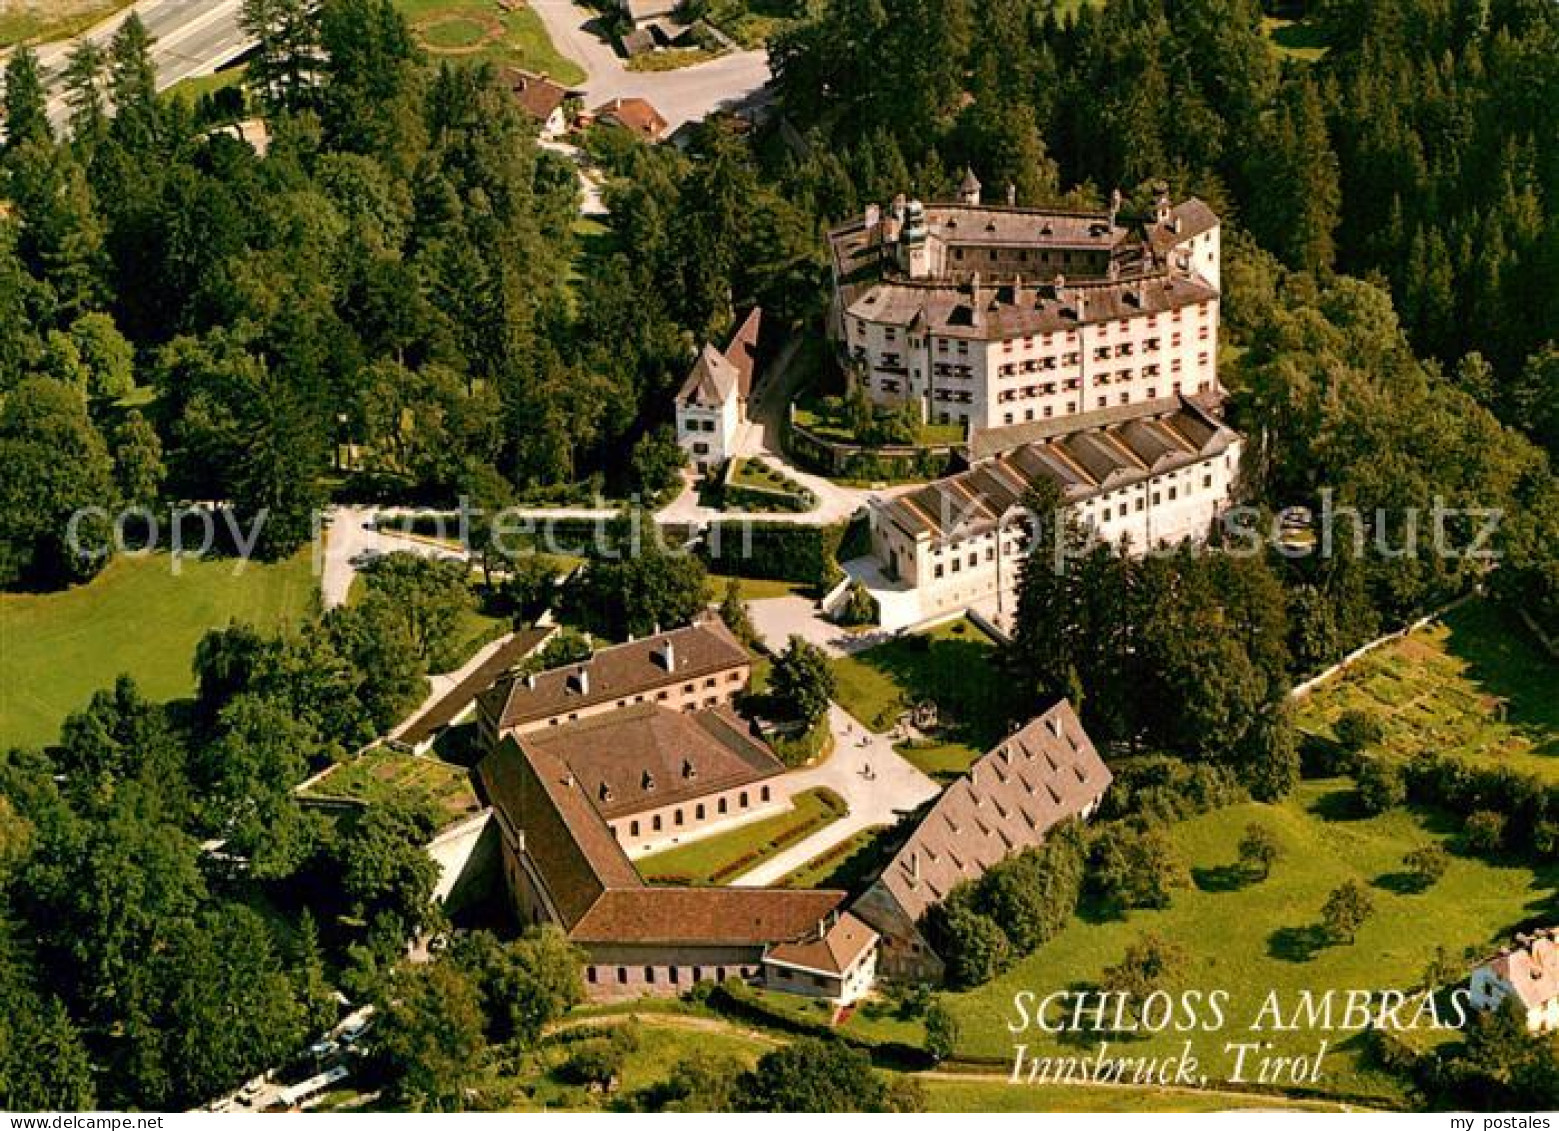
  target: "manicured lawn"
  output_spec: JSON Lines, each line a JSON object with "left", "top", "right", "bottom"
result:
{"left": 300, "top": 746, "right": 481, "bottom": 832}
{"left": 1263, "top": 15, "right": 1329, "bottom": 61}
{"left": 831, "top": 617, "right": 1006, "bottom": 744}
{"left": 0, "top": 550, "right": 317, "bottom": 749}
{"left": 918, "top": 778, "right": 1559, "bottom": 1104}
{"left": 725, "top": 458, "right": 817, "bottom": 512}
{"left": 780, "top": 824, "right": 895, "bottom": 891}
{"left": 0, "top": 0, "right": 133, "bottom": 46}
{"left": 392, "top": 0, "right": 586, "bottom": 85}
{"left": 708, "top": 574, "right": 813, "bottom": 601}
{"left": 895, "top": 738, "right": 984, "bottom": 784}
{"left": 1295, "top": 599, "right": 1559, "bottom": 781}
{"left": 635, "top": 787, "right": 847, "bottom": 885}
{"left": 794, "top": 395, "right": 966, "bottom": 449}
{"left": 163, "top": 64, "right": 248, "bottom": 106}
{"left": 626, "top": 47, "right": 722, "bottom": 73}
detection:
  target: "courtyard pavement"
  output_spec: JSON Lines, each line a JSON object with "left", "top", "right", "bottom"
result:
{"left": 733, "top": 702, "right": 938, "bottom": 887}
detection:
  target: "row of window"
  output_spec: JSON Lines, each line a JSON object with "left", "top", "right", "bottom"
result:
{"left": 586, "top": 964, "right": 758, "bottom": 986}
{"left": 543, "top": 675, "right": 742, "bottom": 728}
{"left": 620, "top": 784, "right": 774, "bottom": 838}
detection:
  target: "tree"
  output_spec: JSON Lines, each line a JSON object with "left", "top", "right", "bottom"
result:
{"left": 61, "top": 39, "right": 108, "bottom": 144}
{"left": 1238, "top": 823, "right": 1280, "bottom": 880}
{"left": 1403, "top": 844, "right": 1449, "bottom": 889}
{"left": 923, "top": 999, "right": 960, "bottom": 1063}
{"left": 336, "top": 804, "right": 440, "bottom": 947}
{"left": 718, "top": 576, "right": 757, "bottom": 646}
{"left": 503, "top": 555, "right": 562, "bottom": 623}
{"left": 629, "top": 427, "right": 686, "bottom": 498}
{"left": 107, "top": 13, "right": 162, "bottom": 151}
{"left": 734, "top": 1038, "right": 891, "bottom": 1112}
{"left": 451, "top": 926, "right": 583, "bottom": 1048}
{"left": 648, "top": 1049, "right": 746, "bottom": 1112}
{"left": 927, "top": 902, "right": 1011, "bottom": 989}
{"left": 1100, "top": 933, "right": 1190, "bottom": 1015}
{"left": 768, "top": 636, "right": 836, "bottom": 726}
{"left": 1334, "top": 709, "right": 1385, "bottom": 752}
{"left": 1095, "top": 823, "right": 1190, "bottom": 910}
{"left": 374, "top": 960, "right": 486, "bottom": 1111}
{"left": 113, "top": 411, "right": 166, "bottom": 508}
{"left": 229, "top": 384, "right": 328, "bottom": 560}
{"left": 833, "top": 579, "right": 877, "bottom": 628}
{"left": 358, "top": 552, "right": 477, "bottom": 671}
{"left": 567, "top": 526, "right": 710, "bottom": 640}
{"left": 241, "top": 0, "right": 322, "bottom": 113}
{"left": 2, "top": 46, "right": 52, "bottom": 151}
{"left": 0, "top": 378, "right": 117, "bottom": 587}
{"left": 1464, "top": 809, "right": 1507, "bottom": 855}
{"left": 1355, "top": 758, "right": 1407, "bottom": 814}
{"left": 1320, "top": 879, "right": 1375, "bottom": 944}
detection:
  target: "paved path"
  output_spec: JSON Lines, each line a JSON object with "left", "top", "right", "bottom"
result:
{"left": 319, "top": 505, "right": 469, "bottom": 610}
{"left": 746, "top": 595, "right": 898, "bottom": 659}
{"left": 734, "top": 702, "right": 937, "bottom": 887}
{"left": 529, "top": 0, "right": 770, "bottom": 130}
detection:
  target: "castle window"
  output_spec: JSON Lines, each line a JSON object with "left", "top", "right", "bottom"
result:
{"left": 761, "top": 786, "right": 771, "bottom": 802}
{"left": 718, "top": 798, "right": 727, "bottom": 814}
{"left": 587, "top": 967, "right": 598, "bottom": 983}
{"left": 631, "top": 820, "right": 640, "bottom": 836}
{"left": 696, "top": 803, "right": 705, "bottom": 819}
{"left": 675, "top": 809, "right": 684, "bottom": 826}
{"left": 617, "top": 968, "right": 628, "bottom": 984}
{"left": 739, "top": 792, "right": 749, "bottom": 808}
{"left": 653, "top": 815, "right": 662, "bottom": 831}
{"left": 645, "top": 967, "right": 656, "bottom": 984}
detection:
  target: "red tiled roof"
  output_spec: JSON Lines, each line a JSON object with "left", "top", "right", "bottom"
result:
{"left": 570, "top": 887, "right": 848, "bottom": 946}
{"left": 765, "top": 912, "right": 878, "bottom": 976}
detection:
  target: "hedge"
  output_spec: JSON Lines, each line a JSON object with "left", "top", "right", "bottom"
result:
{"left": 700, "top": 519, "right": 857, "bottom": 587}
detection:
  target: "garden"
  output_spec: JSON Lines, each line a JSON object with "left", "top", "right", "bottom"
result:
{"left": 392, "top": 0, "right": 586, "bottom": 85}
{"left": 299, "top": 745, "right": 483, "bottom": 833}
{"left": 634, "top": 787, "right": 846, "bottom": 885}
{"left": 1295, "top": 599, "right": 1559, "bottom": 783}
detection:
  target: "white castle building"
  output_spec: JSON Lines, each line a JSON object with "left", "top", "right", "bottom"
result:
{"left": 827, "top": 177, "right": 1222, "bottom": 436}
{"left": 831, "top": 178, "right": 1243, "bottom": 631}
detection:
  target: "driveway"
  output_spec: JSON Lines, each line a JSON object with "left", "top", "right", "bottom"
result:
{"left": 319, "top": 506, "right": 470, "bottom": 610}
{"left": 734, "top": 702, "right": 939, "bottom": 887}
{"left": 530, "top": 0, "right": 771, "bottom": 129}
{"left": 747, "top": 596, "right": 898, "bottom": 659}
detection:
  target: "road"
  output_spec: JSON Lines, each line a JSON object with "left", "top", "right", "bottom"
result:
{"left": 19, "top": 0, "right": 250, "bottom": 131}
{"left": 529, "top": 0, "right": 770, "bottom": 129}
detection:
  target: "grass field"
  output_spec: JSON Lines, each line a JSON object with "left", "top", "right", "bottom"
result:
{"left": 0, "top": 0, "right": 132, "bottom": 46}
{"left": 1263, "top": 15, "right": 1328, "bottom": 61}
{"left": 300, "top": 746, "right": 480, "bottom": 831}
{"left": 163, "top": 64, "right": 248, "bottom": 107}
{"left": 0, "top": 550, "right": 317, "bottom": 749}
{"left": 708, "top": 575, "right": 814, "bottom": 602}
{"left": 898, "top": 778, "right": 1559, "bottom": 1103}
{"left": 831, "top": 618, "right": 1005, "bottom": 779}
{"left": 392, "top": 0, "right": 586, "bottom": 85}
{"left": 635, "top": 787, "right": 846, "bottom": 885}
{"left": 780, "top": 824, "right": 895, "bottom": 890}
{"left": 1296, "top": 599, "right": 1559, "bottom": 781}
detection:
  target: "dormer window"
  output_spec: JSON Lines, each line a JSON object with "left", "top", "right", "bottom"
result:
{"left": 599, "top": 783, "right": 613, "bottom": 803}
{"left": 682, "top": 759, "right": 697, "bottom": 780}
{"left": 642, "top": 771, "right": 656, "bottom": 792}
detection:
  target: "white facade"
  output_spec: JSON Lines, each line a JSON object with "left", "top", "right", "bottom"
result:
{"left": 869, "top": 438, "right": 1242, "bottom": 627}
{"left": 676, "top": 392, "right": 740, "bottom": 468}
{"left": 763, "top": 945, "right": 878, "bottom": 1008}
{"left": 1470, "top": 958, "right": 1559, "bottom": 1033}
{"left": 843, "top": 295, "right": 1221, "bottom": 433}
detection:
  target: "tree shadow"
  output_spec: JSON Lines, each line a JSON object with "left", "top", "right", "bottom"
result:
{"left": 1307, "top": 786, "right": 1371, "bottom": 823}
{"left": 1192, "top": 863, "right": 1253, "bottom": 893}
{"left": 1268, "top": 924, "right": 1331, "bottom": 963}
{"left": 1373, "top": 870, "right": 1432, "bottom": 896}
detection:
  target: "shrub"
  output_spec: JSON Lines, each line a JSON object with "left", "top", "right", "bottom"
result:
{"left": 1335, "top": 709, "right": 1387, "bottom": 751}
{"left": 1464, "top": 809, "right": 1507, "bottom": 854}
{"left": 1355, "top": 758, "right": 1407, "bottom": 814}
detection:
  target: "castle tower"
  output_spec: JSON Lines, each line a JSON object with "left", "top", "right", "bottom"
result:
{"left": 959, "top": 168, "right": 982, "bottom": 206}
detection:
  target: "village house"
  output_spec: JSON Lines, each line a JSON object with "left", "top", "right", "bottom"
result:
{"left": 475, "top": 615, "right": 751, "bottom": 744}
{"left": 827, "top": 181, "right": 1222, "bottom": 436}
{"left": 1470, "top": 929, "right": 1559, "bottom": 1032}
{"left": 852, "top": 700, "right": 1111, "bottom": 981}
{"left": 866, "top": 396, "right": 1243, "bottom": 627}
{"left": 762, "top": 911, "right": 879, "bottom": 1008}
{"left": 674, "top": 307, "right": 763, "bottom": 468}
{"left": 503, "top": 69, "right": 574, "bottom": 139}
{"left": 594, "top": 96, "right": 670, "bottom": 142}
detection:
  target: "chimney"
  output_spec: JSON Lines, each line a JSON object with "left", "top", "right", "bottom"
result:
{"left": 1109, "top": 187, "right": 1122, "bottom": 228}
{"left": 1006, "top": 182, "right": 1017, "bottom": 207}
{"left": 865, "top": 202, "right": 881, "bottom": 230}
{"left": 524, "top": 671, "right": 537, "bottom": 690}
{"left": 563, "top": 772, "right": 576, "bottom": 789}
{"left": 1073, "top": 290, "right": 1087, "bottom": 322}
{"left": 1154, "top": 180, "right": 1171, "bottom": 223}
{"left": 909, "top": 852, "right": 920, "bottom": 881}
{"left": 655, "top": 639, "right": 676, "bottom": 671}
{"left": 969, "top": 273, "right": 983, "bottom": 328}
{"left": 570, "top": 665, "right": 590, "bottom": 695}
{"left": 1048, "top": 713, "right": 1063, "bottom": 738}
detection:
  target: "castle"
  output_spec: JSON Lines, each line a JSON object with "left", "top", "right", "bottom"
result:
{"left": 830, "top": 177, "right": 1244, "bottom": 630}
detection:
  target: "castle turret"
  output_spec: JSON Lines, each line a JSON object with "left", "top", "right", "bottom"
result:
{"left": 959, "top": 168, "right": 982, "bottom": 206}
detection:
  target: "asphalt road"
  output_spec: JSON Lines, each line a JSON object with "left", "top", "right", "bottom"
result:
{"left": 529, "top": 0, "right": 771, "bottom": 129}
{"left": 24, "top": 0, "right": 249, "bottom": 131}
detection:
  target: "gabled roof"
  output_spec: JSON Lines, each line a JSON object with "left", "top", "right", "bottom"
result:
{"left": 596, "top": 96, "right": 667, "bottom": 139}
{"left": 879, "top": 398, "right": 1240, "bottom": 543}
{"left": 676, "top": 344, "right": 740, "bottom": 408}
{"left": 858, "top": 701, "right": 1110, "bottom": 930}
{"left": 521, "top": 702, "right": 782, "bottom": 820}
{"left": 478, "top": 615, "right": 749, "bottom": 732}
{"left": 503, "top": 69, "right": 571, "bottom": 123}
{"left": 765, "top": 912, "right": 879, "bottom": 976}
{"left": 723, "top": 307, "right": 763, "bottom": 398}
{"left": 478, "top": 734, "right": 849, "bottom": 946}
